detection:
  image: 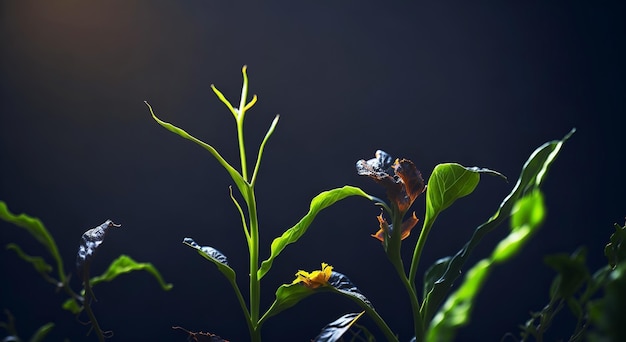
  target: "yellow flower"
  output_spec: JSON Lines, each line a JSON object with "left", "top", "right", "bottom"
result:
{"left": 291, "top": 262, "right": 333, "bottom": 289}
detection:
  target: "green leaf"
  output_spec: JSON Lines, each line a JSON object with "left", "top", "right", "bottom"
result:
{"left": 426, "top": 259, "right": 491, "bottom": 342}
{"left": 89, "top": 254, "right": 173, "bottom": 291}
{"left": 426, "top": 190, "right": 547, "bottom": 342}
{"left": 544, "top": 248, "right": 589, "bottom": 299}
{"left": 491, "top": 190, "right": 545, "bottom": 262}
{"left": 62, "top": 298, "right": 83, "bottom": 314}
{"left": 28, "top": 322, "right": 54, "bottom": 342}
{"left": 588, "top": 261, "right": 626, "bottom": 342}
{"left": 258, "top": 186, "right": 372, "bottom": 279}
{"left": 313, "top": 312, "right": 365, "bottom": 342}
{"left": 183, "top": 237, "right": 236, "bottom": 283}
{"left": 0, "top": 201, "right": 65, "bottom": 280}
{"left": 421, "top": 128, "right": 574, "bottom": 324}
{"left": 6, "top": 243, "right": 53, "bottom": 275}
{"left": 261, "top": 282, "right": 316, "bottom": 322}
{"left": 145, "top": 101, "right": 249, "bottom": 199}
{"left": 424, "top": 164, "right": 506, "bottom": 231}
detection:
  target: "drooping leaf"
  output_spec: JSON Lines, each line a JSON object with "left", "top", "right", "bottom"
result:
{"left": 0, "top": 201, "right": 65, "bottom": 279}
{"left": 258, "top": 186, "right": 372, "bottom": 279}
{"left": 313, "top": 312, "right": 365, "bottom": 342}
{"left": 89, "top": 254, "right": 172, "bottom": 291}
{"left": 76, "top": 220, "right": 121, "bottom": 276}
{"left": 6, "top": 243, "right": 53, "bottom": 276}
{"left": 28, "top": 322, "right": 54, "bottom": 342}
{"left": 145, "top": 101, "right": 249, "bottom": 200}
{"left": 424, "top": 163, "right": 506, "bottom": 232}
{"left": 183, "top": 237, "right": 235, "bottom": 282}
{"left": 327, "top": 272, "right": 373, "bottom": 309}
{"left": 421, "top": 129, "right": 574, "bottom": 324}
{"left": 426, "top": 189, "right": 547, "bottom": 342}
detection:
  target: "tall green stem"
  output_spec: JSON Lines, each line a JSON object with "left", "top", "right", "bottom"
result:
{"left": 388, "top": 209, "right": 424, "bottom": 341}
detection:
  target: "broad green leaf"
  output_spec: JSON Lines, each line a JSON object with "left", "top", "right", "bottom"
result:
{"left": 260, "top": 271, "right": 376, "bottom": 330}
{"left": 313, "top": 312, "right": 365, "bottom": 342}
{"left": 183, "top": 237, "right": 236, "bottom": 283}
{"left": 423, "top": 164, "right": 506, "bottom": 231}
{"left": 426, "top": 190, "right": 547, "bottom": 342}
{"left": 90, "top": 254, "right": 173, "bottom": 291}
{"left": 258, "top": 186, "right": 372, "bottom": 279}
{"left": 260, "top": 282, "right": 316, "bottom": 323}
{"left": 6, "top": 243, "right": 53, "bottom": 275}
{"left": 0, "top": 201, "right": 65, "bottom": 280}
{"left": 28, "top": 322, "right": 54, "bottom": 342}
{"left": 421, "top": 128, "right": 574, "bottom": 324}
{"left": 145, "top": 102, "right": 249, "bottom": 199}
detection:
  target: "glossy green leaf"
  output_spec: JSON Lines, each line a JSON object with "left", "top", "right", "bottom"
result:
{"left": 28, "top": 322, "right": 54, "bottom": 342}
{"left": 258, "top": 186, "right": 372, "bottom": 279}
{"left": 145, "top": 102, "right": 249, "bottom": 199}
{"left": 0, "top": 201, "right": 65, "bottom": 280}
{"left": 313, "top": 312, "right": 365, "bottom": 342}
{"left": 491, "top": 190, "right": 545, "bottom": 262}
{"left": 423, "top": 164, "right": 505, "bottom": 231}
{"left": 6, "top": 243, "right": 53, "bottom": 275}
{"left": 421, "top": 129, "right": 574, "bottom": 324}
{"left": 183, "top": 237, "right": 236, "bottom": 283}
{"left": 90, "top": 254, "right": 173, "bottom": 291}
{"left": 426, "top": 190, "right": 547, "bottom": 342}
{"left": 261, "top": 282, "right": 316, "bottom": 323}
{"left": 427, "top": 259, "right": 491, "bottom": 342}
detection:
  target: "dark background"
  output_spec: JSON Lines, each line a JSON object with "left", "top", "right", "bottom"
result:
{"left": 1, "top": 2, "right": 624, "bottom": 341}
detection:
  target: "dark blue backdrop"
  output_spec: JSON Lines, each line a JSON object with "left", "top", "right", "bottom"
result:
{"left": 1, "top": 2, "right": 624, "bottom": 341}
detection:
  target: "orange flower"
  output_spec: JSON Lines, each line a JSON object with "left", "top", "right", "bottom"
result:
{"left": 292, "top": 262, "right": 333, "bottom": 289}
{"left": 371, "top": 212, "right": 419, "bottom": 242}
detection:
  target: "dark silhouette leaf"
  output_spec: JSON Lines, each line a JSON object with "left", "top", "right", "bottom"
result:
{"left": 183, "top": 237, "right": 235, "bottom": 282}
{"left": 313, "top": 312, "right": 365, "bottom": 342}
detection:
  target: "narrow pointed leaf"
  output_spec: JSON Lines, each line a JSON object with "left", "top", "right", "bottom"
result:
{"left": 6, "top": 243, "right": 53, "bottom": 275}
{"left": 313, "top": 311, "right": 365, "bottom": 342}
{"left": 146, "top": 101, "right": 249, "bottom": 199}
{"left": 28, "top": 322, "right": 55, "bottom": 342}
{"left": 422, "top": 128, "right": 574, "bottom": 324}
{"left": 0, "top": 201, "right": 65, "bottom": 279}
{"left": 258, "top": 186, "right": 372, "bottom": 279}
{"left": 183, "top": 237, "right": 235, "bottom": 282}
{"left": 89, "top": 254, "right": 173, "bottom": 290}
{"left": 76, "top": 220, "right": 121, "bottom": 276}
{"left": 426, "top": 189, "right": 547, "bottom": 342}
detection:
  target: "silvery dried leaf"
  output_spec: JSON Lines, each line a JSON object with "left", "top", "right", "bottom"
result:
{"left": 76, "top": 220, "right": 121, "bottom": 274}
